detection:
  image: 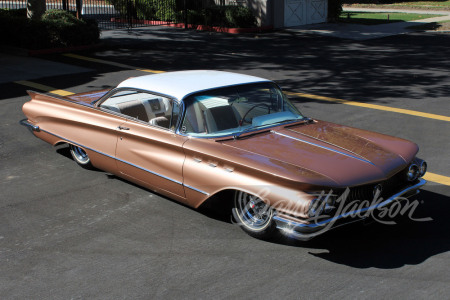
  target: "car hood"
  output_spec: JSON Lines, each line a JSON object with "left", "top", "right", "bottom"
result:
{"left": 220, "top": 120, "right": 418, "bottom": 187}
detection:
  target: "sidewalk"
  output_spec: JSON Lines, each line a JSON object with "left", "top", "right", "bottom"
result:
{"left": 285, "top": 7, "right": 450, "bottom": 41}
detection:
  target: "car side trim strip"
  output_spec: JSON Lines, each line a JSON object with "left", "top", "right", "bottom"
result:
{"left": 183, "top": 184, "right": 210, "bottom": 195}
{"left": 113, "top": 156, "right": 183, "bottom": 185}
{"left": 33, "top": 127, "right": 209, "bottom": 196}
{"left": 272, "top": 131, "right": 375, "bottom": 165}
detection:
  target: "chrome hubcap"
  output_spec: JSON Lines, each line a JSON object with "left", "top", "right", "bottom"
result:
{"left": 72, "top": 146, "right": 89, "bottom": 164}
{"left": 235, "top": 191, "right": 272, "bottom": 230}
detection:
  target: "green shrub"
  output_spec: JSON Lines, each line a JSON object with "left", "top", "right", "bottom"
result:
{"left": 133, "top": 0, "right": 155, "bottom": 20}
{"left": 184, "top": 6, "right": 257, "bottom": 28}
{"left": 0, "top": 9, "right": 99, "bottom": 49}
{"left": 186, "top": 9, "right": 204, "bottom": 25}
{"left": 110, "top": 0, "right": 180, "bottom": 22}
{"left": 154, "top": 0, "right": 178, "bottom": 21}
{"left": 0, "top": 8, "right": 27, "bottom": 18}
{"left": 41, "top": 9, "right": 79, "bottom": 22}
{"left": 42, "top": 9, "right": 99, "bottom": 46}
{"left": 108, "top": 0, "right": 257, "bottom": 28}
{"left": 202, "top": 7, "right": 225, "bottom": 26}
{"left": 224, "top": 6, "right": 257, "bottom": 28}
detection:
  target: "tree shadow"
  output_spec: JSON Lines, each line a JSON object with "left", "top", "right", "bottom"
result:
{"left": 5, "top": 26, "right": 450, "bottom": 109}
{"left": 10, "top": 27, "right": 450, "bottom": 270}
{"left": 96, "top": 27, "right": 450, "bottom": 105}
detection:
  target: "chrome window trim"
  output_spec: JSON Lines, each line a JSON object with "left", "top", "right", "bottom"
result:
{"left": 176, "top": 82, "right": 305, "bottom": 139}
{"left": 175, "top": 119, "right": 308, "bottom": 139}
{"left": 94, "top": 87, "right": 179, "bottom": 107}
{"left": 96, "top": 87, "right": 184, "bottom": 133}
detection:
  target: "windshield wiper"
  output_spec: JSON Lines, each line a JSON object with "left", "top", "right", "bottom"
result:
{"left": 283, "top": 117, "right": 314, "bottom": 126}
{"left": 233, "top": 117, "right": 313, "bottom": 140}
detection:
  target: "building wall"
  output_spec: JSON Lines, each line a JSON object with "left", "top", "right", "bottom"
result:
{"left": 211, "top": 0, "right": 271, "bottom": 27}
{"left": 272, "top": 0, "right": 284, "bottom": 28}
{"left": 208, "top": 0, "right": 328, "bottom": 28}
{"left": 211, "top": 0, "right": 327, "bottom": 28}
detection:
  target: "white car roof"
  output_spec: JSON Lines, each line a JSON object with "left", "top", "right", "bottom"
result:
{"left": 117, "top": 70, "right": 272, "bottom": 100}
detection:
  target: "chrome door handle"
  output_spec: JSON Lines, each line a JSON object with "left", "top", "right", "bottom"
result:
{"left": 118, "top": 126, "right": 130, "bottom": 130}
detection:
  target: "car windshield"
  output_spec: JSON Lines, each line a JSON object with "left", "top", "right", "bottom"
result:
{"left": 180, "top": 82, "right": 304, "bottom": 138}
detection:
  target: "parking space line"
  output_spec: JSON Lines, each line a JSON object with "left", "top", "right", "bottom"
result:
{"left": 423, "top": 172, "right": 450, "bottom": 186}
{"left": 63, "top": 53, "right": 165, "bottom": 73}
{"left": 14, "top": 79, "right": 450, "bottom": 186}
{"left": 137, "top": 69, "right": 166, "bottom": 73}
{"left": 15, "top": 80, "right": 74, "bottom": 96}
{"left": 62, "top": 54, "right": 450, "bottom": 123}
{"left": 284, "top": 91, "right": 450, "bottom": 122}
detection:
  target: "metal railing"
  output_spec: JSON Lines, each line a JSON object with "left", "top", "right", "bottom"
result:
{"left": 0, "top": 0, "right": 235, "bottom": 30}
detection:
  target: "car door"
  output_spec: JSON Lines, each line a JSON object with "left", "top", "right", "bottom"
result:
{"left": 112, "top": 91, "right": 188, "bottom": 198}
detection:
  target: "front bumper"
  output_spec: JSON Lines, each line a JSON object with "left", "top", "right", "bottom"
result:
{"left": 274, "top": 178, "right": 427, "bottom": 241}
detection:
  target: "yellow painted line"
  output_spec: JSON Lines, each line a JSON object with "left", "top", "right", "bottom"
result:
{"left": 285, "top": 91, "right": 450, "bottom": 122}
{"left": 137, "top": 69, "right": 166, "bottom": 74}
{"left": 62, "top": 54, "right": 450, "bottom": 122}
{"left": 64, "top": 53, "right": 165, "bottom": 74}
{"left": 423, "top": 172, "right": 450, "bottom": 186}
{"left": 14, "top": 81, "right": 450, "bottom": 186}
{"left": 15, "top": 80, "right": 74, "bottom": 96}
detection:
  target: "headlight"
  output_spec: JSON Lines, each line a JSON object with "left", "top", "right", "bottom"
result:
{"left": 407, "top": 164, "right": 419, "bottom": 182}
{"left": 419, "top": 161, "right": 427, "bottom": 177}
{"left": 308, "top": 191, "right": 336, "bottom": 217}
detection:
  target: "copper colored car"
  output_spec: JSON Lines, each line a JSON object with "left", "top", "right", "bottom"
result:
{"left": 21, "top": 70, "right": 427, "bottom": 240}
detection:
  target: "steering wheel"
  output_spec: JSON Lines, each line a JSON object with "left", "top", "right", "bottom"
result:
{"left": 239, "top": 104, "right": 271, "bottom": 126}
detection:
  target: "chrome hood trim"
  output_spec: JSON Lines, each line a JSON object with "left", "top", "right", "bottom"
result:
{"left": 271, "top": 131, "right": 374, "bottom": 165}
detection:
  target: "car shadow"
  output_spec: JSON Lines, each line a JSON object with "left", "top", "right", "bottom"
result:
{"left": 271, "top": 188, "right": 450, "bottom": 269}
{"left": 53, "top": 147, "right": 449, "bottom": 268}
{"left": 55, "top": 144, "right": 73, "bottom": 160}
{"left": 104, "top": 168, "right": 449, "bottom": 270}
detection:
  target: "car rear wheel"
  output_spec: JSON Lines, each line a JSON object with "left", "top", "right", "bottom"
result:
{"left": 69, "top": 144, "right": 94, "bottom": 169}
{"left": 232, "top": 191, "right": 277, "bottom": 240}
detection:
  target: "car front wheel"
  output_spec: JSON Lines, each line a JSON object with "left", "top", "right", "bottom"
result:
{"left": 232, "top": 190, "right": 277, "bottom": 240}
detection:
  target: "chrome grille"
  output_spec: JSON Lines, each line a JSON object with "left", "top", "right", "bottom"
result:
{"left": 341, "top": 167, "right": 410, "bottom": 202}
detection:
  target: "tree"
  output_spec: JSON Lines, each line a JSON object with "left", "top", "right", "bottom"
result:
{"left": 328, "top": 0, "right": 343, "bottom": 22}
{"left": 27, "top": 0, "right": 46, "bottom": 20}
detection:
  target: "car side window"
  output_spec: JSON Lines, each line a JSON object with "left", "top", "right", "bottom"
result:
{"left": 100, "top": 90, "right": 180, "bottom": 130}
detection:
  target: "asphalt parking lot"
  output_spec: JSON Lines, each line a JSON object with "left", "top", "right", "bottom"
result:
{"left": 1, "top": 27, "right": 449, "bottom": 299}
